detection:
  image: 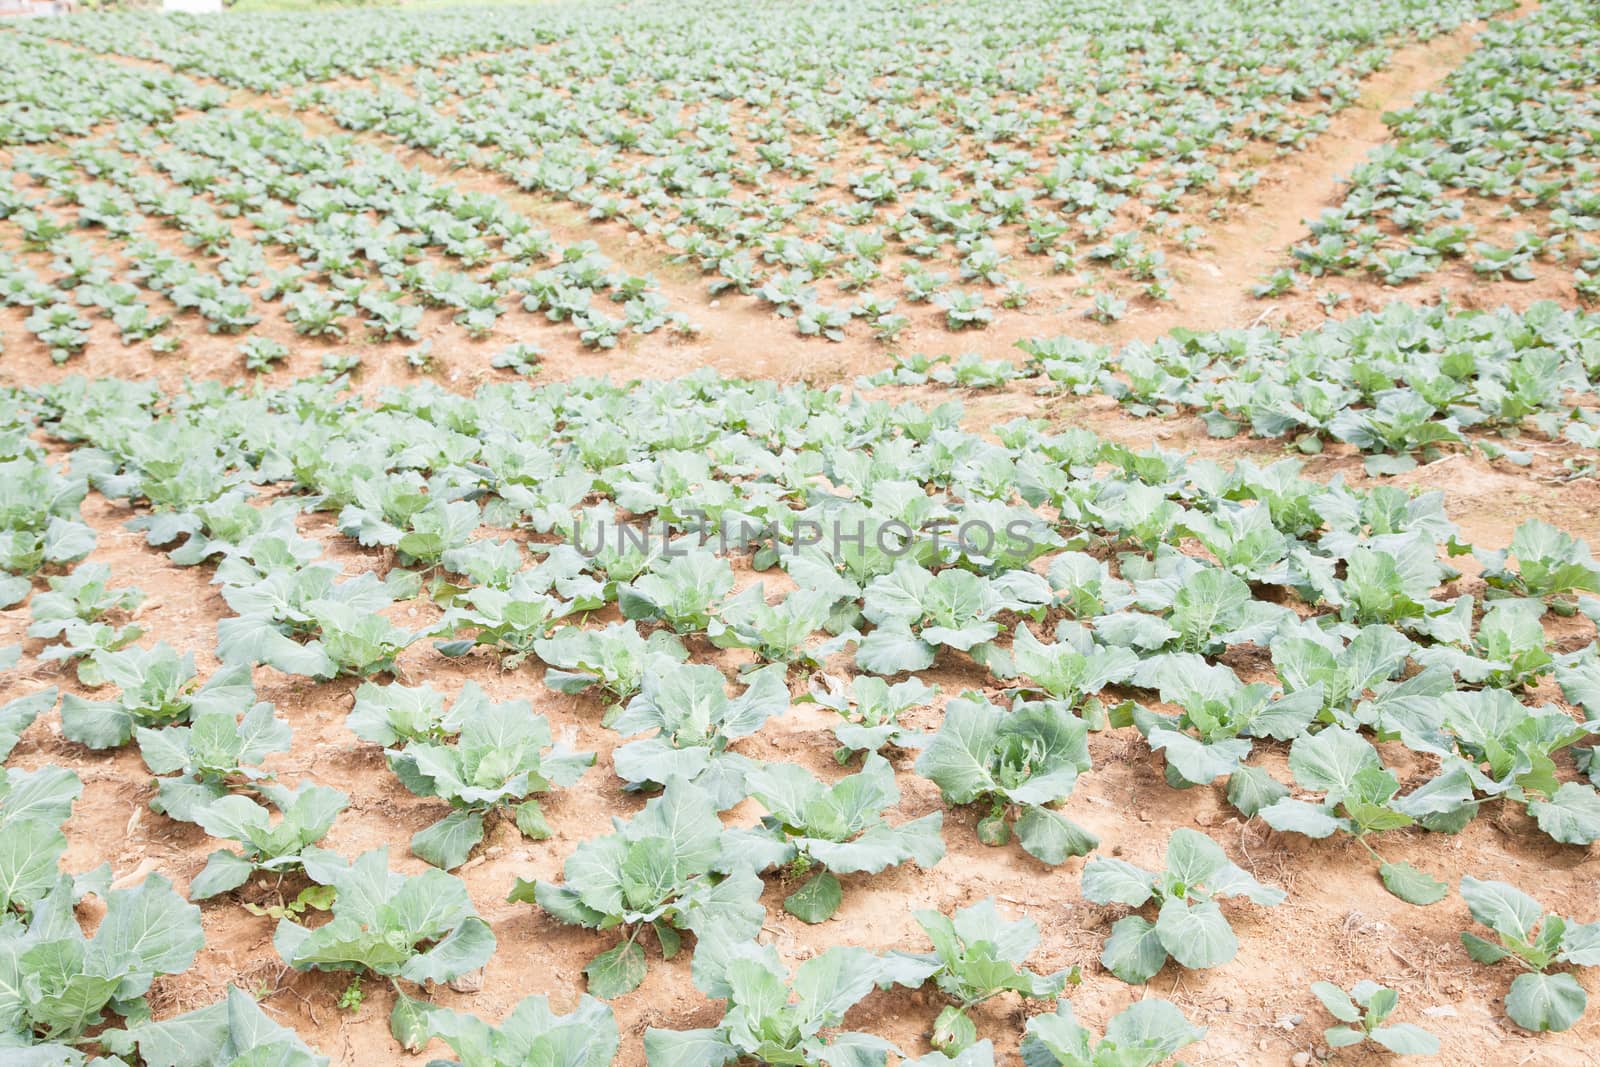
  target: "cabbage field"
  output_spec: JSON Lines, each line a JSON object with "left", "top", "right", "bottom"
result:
{"left": 2, "top": 0, "right": 1599, "bottom": 1064}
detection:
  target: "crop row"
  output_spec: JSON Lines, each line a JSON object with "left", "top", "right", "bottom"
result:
{"left": 1, "top": 98, "right": 687, "bottom": 366}
{"left": 874, "top": 300, "right": 1600, "bottom": 474}
{"left": 0, "top": 33, "right": 224, "bottom": 145}
{"left": 1264, "top": 0, "right": 1600, "bottom": 303}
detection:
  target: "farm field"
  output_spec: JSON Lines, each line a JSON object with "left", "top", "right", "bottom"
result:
{"left": 2, "top": 1, "right": 1600, "bottom": 1065}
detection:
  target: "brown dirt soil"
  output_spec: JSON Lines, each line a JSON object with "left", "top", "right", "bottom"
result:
{"left": 5, "top": 5, "right": 1600, "bottom": 1066}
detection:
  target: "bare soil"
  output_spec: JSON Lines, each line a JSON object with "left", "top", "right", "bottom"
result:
{"left": 4, "top": 6, "right": 1600, "bottom": 1066}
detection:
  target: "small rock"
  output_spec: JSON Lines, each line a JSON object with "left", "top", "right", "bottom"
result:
{"left": 447, "top": 968, "right": 484, "bottom": 993}
{"left": 1276, "top": 1013, "right": 1303, "bottom": 1030}
{"left": 1292, "top": 1053, "right": 1312, "bottom": 1067}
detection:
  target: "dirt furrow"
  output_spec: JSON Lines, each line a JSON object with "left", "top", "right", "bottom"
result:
{"left": 1155, "top": 1, "right": 1541, "bottom": 338}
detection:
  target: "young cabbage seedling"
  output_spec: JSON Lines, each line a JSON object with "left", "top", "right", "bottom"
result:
{"left": 136, "top": 701, "right": 292, "bottom": 822}
{"left": 188, "top": 781, "right": 348, "bottom": 900}
{"left": 1257, "top": 726, "right": 1452, "bottom": 906}
{"left": 101, "top": 985, "right": 327, "bottom": 1065}
{"left": 274, "top": 848, "right": 497, "bottom": 1048}
{"left": 385, "top": 695, "right": 594, "bottom": 870}
{"left": 618, "top": 549, "right": 734, "bottom": 633}
{"left": 710, "top": 583, "right": 855, "bottom": 667}
{"left": 0, "top": 874, "right": 205, "bottom": 1045}
{"left": 534, "top": 620, "right": 688, "bottom": 718}
{"left": 801, "top": 672, "right": 936, "bottom": 763}
{"left": 721, "top": 753, "right": 944, "bottom": 922}
{"left": 1123, "top": 650, "right": 1317, "bottom": 796}
{"left": 60, "top": 643, "right": 253, "bottom": 750}
{"left": 1476, "top": 518, "right": 1600, "bottom": 604}
{"left": 1310, "top": 980, "right": 1439, "bottom": 1055}
{"left": 1458, "top": 875, "right": 1600, "bottom": 1032}
{"left": 890, "top": 898, "right": 1071, "bottom": 1054}
{"left": 0, "top": 763, "right": 81, "bottom": 919}
{"left": 916, "top": 693, "right": 1097, "bottom": 865}
{"left": 1021, "top": 998, "right": 1204, "bottom": 1066}
{"left": 610, "top": 662, "right": 789, "bottom": 810}
{"left": 398, "top": 991, "right": 618, "bottom": 1067}
{"left": 512, "top": 778, "right": 765, "bottom": 1000}
{"left": 644, "top": 934, "right": 927, "bottom": 1066}
{"left": 1082, "top": 828, "right": 1284, "bottom": 983}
